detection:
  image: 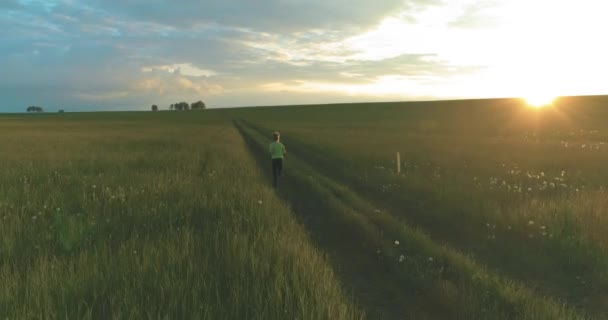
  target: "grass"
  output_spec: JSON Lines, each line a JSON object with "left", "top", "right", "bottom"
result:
{"left": 2, "top": 95, "right": 608, "bottom": 319}
{"left": 226, "top": 96, "right": 608, "bottom": 318}
{"left": 236, "top": 120, "right": 584, "bottom": 320}
{"left": 0, "top": 113, "right": 362, "bottom": 319}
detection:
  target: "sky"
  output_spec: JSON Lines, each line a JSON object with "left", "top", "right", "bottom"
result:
{"left": 1, "top": 0, "right": 607, "bottom": 112}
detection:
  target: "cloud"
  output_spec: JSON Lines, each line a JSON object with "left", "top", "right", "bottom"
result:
{"left": 0, "top": 0, "right": 20, "bottom": 10}
{"left": 141, "top": 63, "right": 217, "bottom": 77}
{"left": 2, "top": 0, "right": 605, "bottom": 112}
{"left": 132, "top": 73, "right": 223, "bottom": 96}
{"left": 89, "top": 0, "right": 441, "bottom": 34}
{"left": 448, "top": 1, "right": 503, "bottom": 28}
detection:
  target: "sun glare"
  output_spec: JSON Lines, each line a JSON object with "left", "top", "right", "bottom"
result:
{"left": 523, "top": 94, "right": 556, "bottom": 108}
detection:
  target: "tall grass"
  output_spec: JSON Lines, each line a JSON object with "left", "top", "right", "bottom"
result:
{"left": 237, "top": 120, "right": 585, "bottom": 320}
{"left": 0, "top": 114, "right": 362, "bottom": 319}
{"left": 227, "top": 97, "right": 608, "bottom": 317}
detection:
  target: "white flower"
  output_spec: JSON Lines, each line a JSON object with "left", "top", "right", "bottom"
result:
{"left": 399, "top": 255, "right": 405, "bottom": 262}
{"left": 258, "top": 200, "right": 263, "bottom": 204}
{"left": 394, "top": 240, "right": 400, "bottom": 246}
{"left": 428, "top": 257, "right": 433, "bottom": 262}
{"left": 528, "top": 220, "right": 535, "bottom": 225}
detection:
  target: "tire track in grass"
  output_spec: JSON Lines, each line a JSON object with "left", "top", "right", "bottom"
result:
{"left": 235, "top": 120, "right": 421, "bottom": 319}
{"left": 235, "top": 120, "right": 585, "bottom": 320}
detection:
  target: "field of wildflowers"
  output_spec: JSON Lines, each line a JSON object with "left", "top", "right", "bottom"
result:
{"left": 2, "top": 95, "right": 607, "bottom": 319}
{"left": 230, "top": 95, "right": 608, "bottom": 319}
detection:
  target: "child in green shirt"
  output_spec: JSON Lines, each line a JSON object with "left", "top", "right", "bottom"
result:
{"left": 269, "top": 132, "right": 286, "bottom": 188}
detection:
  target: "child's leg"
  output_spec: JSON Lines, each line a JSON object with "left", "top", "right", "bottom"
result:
{"left": 272, "top": 159, "right": 279, "bottom": 187}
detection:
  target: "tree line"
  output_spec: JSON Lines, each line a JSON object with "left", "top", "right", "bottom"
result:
{"left": 24, "top": 100, "right": 207, "bottom": 113}
{"left": 153, "top": 100, "right": 206, "bottom": 111}
{"left": 26, "top": 106, "right": 44, "bottom": 112}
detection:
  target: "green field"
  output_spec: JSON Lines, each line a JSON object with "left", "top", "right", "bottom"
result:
{"left": 2, "top": 96, "right": 608, "bottom": 319}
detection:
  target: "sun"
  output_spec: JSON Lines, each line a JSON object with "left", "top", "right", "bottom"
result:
{"left": 523, "top": 94, "right": 557, "bottom": 108}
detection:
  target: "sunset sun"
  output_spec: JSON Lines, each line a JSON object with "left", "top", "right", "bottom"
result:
{"left": 523, "top": 94, "right": 557, "bottom": 108}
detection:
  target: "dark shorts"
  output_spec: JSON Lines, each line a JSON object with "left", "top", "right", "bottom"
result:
{"left": 272, "top": 158, "right": 283, "bottom": 187}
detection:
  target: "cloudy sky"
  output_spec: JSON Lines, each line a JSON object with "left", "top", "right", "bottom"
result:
{"left": 1, "top": 0, "right": 607, "bottom": 112}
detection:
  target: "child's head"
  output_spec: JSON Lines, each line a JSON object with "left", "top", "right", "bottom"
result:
{"left": 272, "top": 131, "right": 280, "bottom": 141}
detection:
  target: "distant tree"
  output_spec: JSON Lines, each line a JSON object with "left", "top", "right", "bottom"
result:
{"left": 169, "top": 101, "right": 192, "bottom": 111}
{"left": 191, "top": 100, "right": 206, "bottom": 110}
{"left": 26, "top": 106, "right": 43, "bottom": 112}
{"left": 58, "top": 109, "right": 65, "bottom": 113}
{"left": 151, "top": 104, "right": 158, "bottom": 111}
{"left": 171, "top": 102, "right": 188, "bottom": 111}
